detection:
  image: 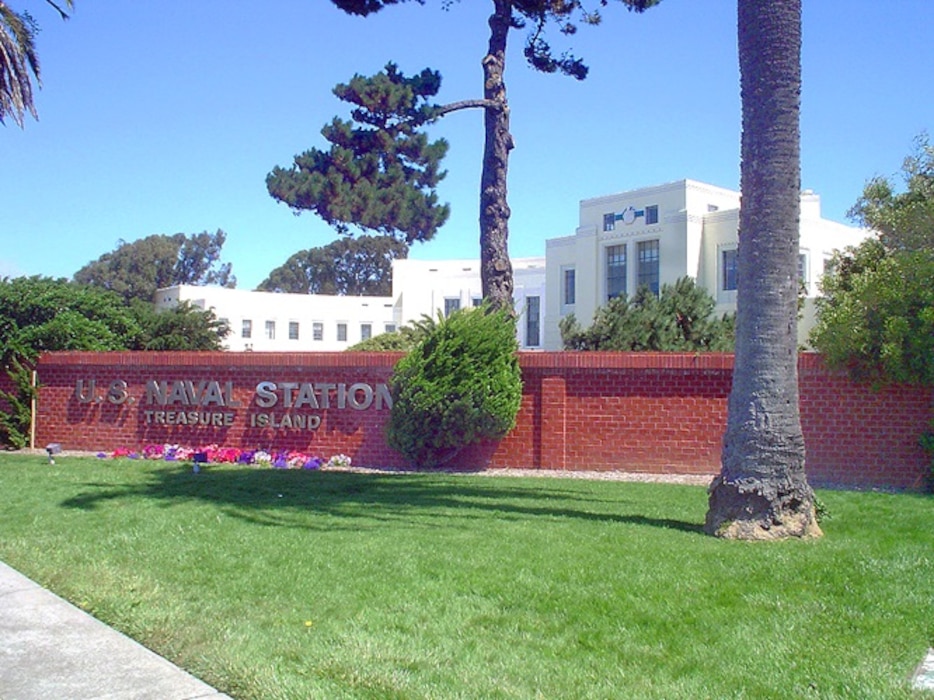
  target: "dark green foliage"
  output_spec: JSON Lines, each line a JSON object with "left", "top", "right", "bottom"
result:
{"left": 0, "top": 276, "right": 142, "bottom": 353}
{"left": 811, "top": 244, "right": 934, "bottom": 385}
{"left": 386, "top": 307, "right": 522, "bottom": 467}
{"left": 267, "top": 63, "right": 450, "bottom": 245}
{"left": 560, "top": 277, "right": 734, "bottom": 351}
{"left": 811, "top": 136, "right": 934, "bottom": 386}
{"left": 130, "top": 301, "right": 228, "bottom": 351}
{"left": 258, "top": 235, "right": 408, "bottom": 296}
{"left": 73, "top": 230, "right": 236, "bottom": 305}
{"left": 0, "top": 353, "right": 34, "bottom": 448}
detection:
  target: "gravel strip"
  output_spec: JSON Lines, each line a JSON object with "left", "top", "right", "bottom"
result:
{"left": 12, "top": 448, "right": 715, "bottom": 486}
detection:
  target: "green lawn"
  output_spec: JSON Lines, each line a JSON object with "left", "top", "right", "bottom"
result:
{"left": 1, "top": 454, "right": 931, "bottom": 699}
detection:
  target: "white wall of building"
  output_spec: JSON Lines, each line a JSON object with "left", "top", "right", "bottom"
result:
{"left": 155, "top": 285, "right": 397, "bottom": 352}
{"left": 157, "top": 257, "right": 547, "bottom": 351}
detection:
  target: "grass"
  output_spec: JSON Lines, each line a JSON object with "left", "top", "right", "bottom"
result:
{"left": 0, "top": 454, "right": 932, "bottom": 699}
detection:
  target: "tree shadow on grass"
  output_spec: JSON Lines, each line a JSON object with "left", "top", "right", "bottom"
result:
{"left": 60, "top": 466, "right": 705, "bottom": 535}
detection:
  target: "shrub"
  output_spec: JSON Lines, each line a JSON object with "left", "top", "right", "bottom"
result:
{"left": 346, "top": 323, "right": 428, "bottom": 352}
{"left": 560, "top": 277, "right": 734, "bottom": 351}
{"left": 0, "top": 355, "right": 34, "bottom": 449}
{"left": 386, "top": 305, "right": 522, "bottom": 467}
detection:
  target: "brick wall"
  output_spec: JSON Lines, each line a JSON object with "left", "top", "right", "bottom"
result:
{"left": 30, "top": 351, "right": 933, "bottom": 490}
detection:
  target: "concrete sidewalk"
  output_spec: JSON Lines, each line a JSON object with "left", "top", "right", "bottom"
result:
{"left": 0, "top": 561, "right": 231, "bottom": 700}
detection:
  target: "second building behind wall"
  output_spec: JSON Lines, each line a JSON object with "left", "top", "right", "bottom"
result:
{"left": 157, "top": 178, "right": 871, "bottom": 352}
{"left": 155, "top": 257, "right": 547, "bottom": 352}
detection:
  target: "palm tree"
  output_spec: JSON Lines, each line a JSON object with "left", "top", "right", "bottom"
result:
{"left": 704, "top": 0, "right": 822, "bottom": 539}
{"left": 0, "top": 1, "right": 72, "bottom": 127}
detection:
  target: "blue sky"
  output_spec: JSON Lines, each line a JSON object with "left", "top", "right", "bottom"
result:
{"left": 2, "top": 0, "right": 932, "bottom": 290}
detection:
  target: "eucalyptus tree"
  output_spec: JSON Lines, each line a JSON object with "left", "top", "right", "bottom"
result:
{"left": 0, "top": 0, "right": 71, "bottom": 126}
{"left": 258, "top": 235, "right": 408, "bottom": 296}
{"left": 74, "top": 230, "right": 236, "bottom": 305}
{"left": 278, "top": 0, "right": 658, "bottom": 311}
{"left": 705, "top": 0, "right": 821, "bottom": 539}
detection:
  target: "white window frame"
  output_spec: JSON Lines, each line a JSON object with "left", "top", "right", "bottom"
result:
{"left": 444, "top": 297, "right": 461, "bottom": 317}
{"left": 525, "top": 295, "right": 541, "bottom": 348}
{"left": 561, "top": 265, "right": 576, "bottom": 309}
{"left": 606, "top": 243, "right": 627, "bottom": 301}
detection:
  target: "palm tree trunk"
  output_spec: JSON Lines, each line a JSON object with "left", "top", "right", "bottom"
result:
{"left": 478, "top": 0, "right": 515, "bottom": 311}
{"left": 705, "top": 0, "right": 821, "bottom": 539}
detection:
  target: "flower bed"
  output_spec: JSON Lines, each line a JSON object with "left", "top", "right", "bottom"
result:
{"left": 98, "top": 444, "right": 352, "bottom": 470}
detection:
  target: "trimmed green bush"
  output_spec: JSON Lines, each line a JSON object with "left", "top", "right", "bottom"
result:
{"left": 386, "top": 306, "right": 522, "bottom": 467}
{"left": 346, "top": 323, "right": 427, "bottom": 352}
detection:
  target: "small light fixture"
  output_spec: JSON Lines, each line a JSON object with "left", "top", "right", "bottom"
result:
{"left": 45, "top": 443, "right": 61, "bottom": 465}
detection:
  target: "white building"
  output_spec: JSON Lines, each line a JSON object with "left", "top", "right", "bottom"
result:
{"left": 156, "top": 256, "right": 546, "bottom": 352}
{"left": 543, "top": 179, "right": 871, "bottom": 349}
{"left": 156, "top": 179, "right": 869, "bottom": 352}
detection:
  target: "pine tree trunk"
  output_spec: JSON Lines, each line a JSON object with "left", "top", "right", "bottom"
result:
{"left": 479, "top": 0, "right": 515, "bottom": 311}
{"left": 705, "top": 0, "right": 821, "bottom": 540}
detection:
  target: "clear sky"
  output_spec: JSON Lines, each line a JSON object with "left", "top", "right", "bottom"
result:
{"left": 2, "top": 0, "right": 932, "bottom": 290}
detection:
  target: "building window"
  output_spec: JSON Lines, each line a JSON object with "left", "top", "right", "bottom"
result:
{"left": 526, "top": 296, "right": 541, "bottom": 347}
{"left": 722, "top": 248, "right": 738, "bottom": 291}
{"left": 288, "top": 321, "right": 299, "bottom": 340}
{"left": 798, "top": 253, "right": 809, "bottom": 286}
{"left": 603, "top": 212, "right": 616, "bottom": 231}
{"left": 444, "top": 297, "right": 461, "bottom": 317}
{"left": 606, "top": 244, "right": 627, "bottom": 300}
{"left": 337, "top": 323, "right": 348, "bottom": 342}
{"left": 360, "top": 323, "right": 372, "bottom": 341}
{"left": 707, "top": 204, "right": 719, "bottom": 213}
{"left": 265, "top": 320, "right": 276, "bottom": 340}
{"left": 384, "top": 323, "right": 396, "bottom": 334}
{"left": 645, "top": 205, "right": 659, "bottom": 225}
{"left": 563, "top": 267, "right": 576, "bottom": 306}
{"left": 241, "top": 319, "right": 252, "bottom": 339}
{"left": 312, "top": 322, "right": 324, "bottom": 341}
{"left": 472, "top": 297, "right": 483, "bottom": 307}
{"left": 638, "top": 240, "right": 660, "bottom": 295}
